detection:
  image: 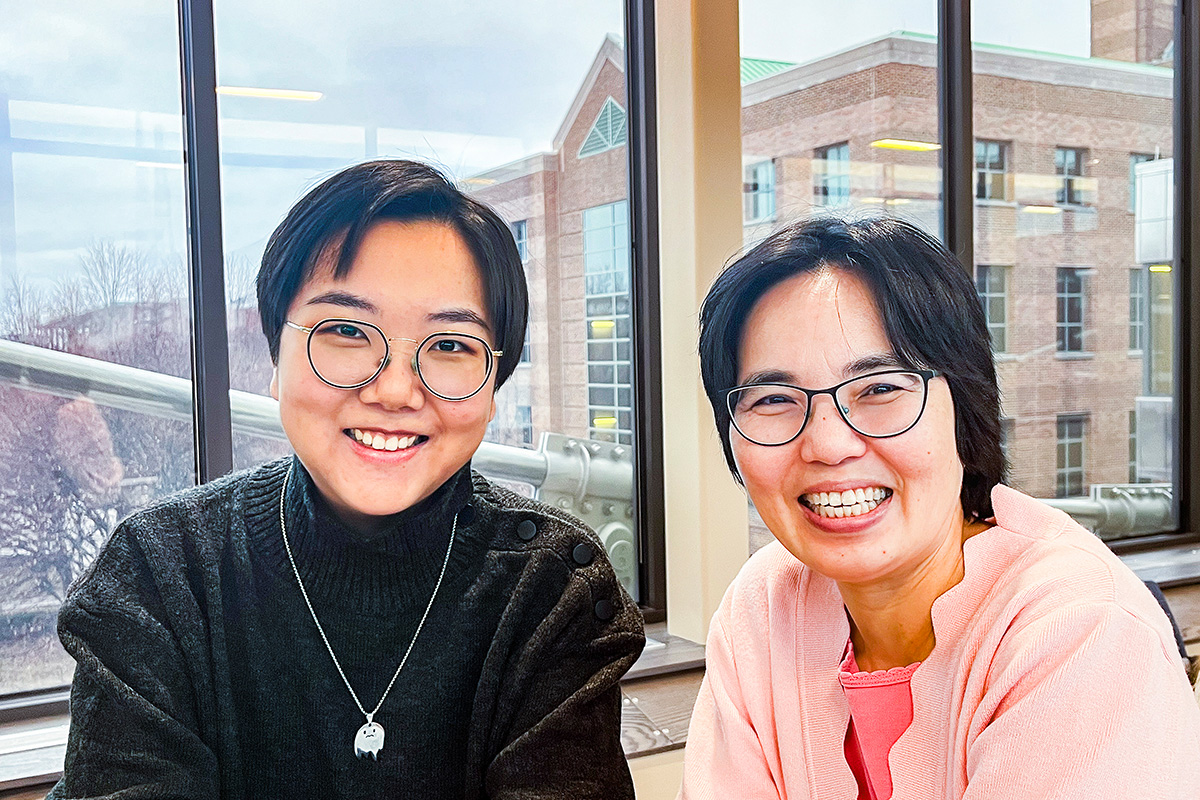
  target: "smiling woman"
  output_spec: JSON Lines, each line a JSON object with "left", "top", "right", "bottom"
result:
{"left": 680, "top": 216, "right": 1200, "bottom": 799}
{"left": 45, "top": 160, "right": 645, "bottom": 800}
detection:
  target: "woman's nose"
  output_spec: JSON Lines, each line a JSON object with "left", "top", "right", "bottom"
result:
{"left": 796, "top": 393, "right": 867, "bottom": 465}
{"left": 358, "top": 348, "right": 426, "bottom": 410}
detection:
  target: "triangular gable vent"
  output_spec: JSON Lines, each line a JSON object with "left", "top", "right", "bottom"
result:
{"left": 579, "top": 98, "right": 627, "bottom": 158}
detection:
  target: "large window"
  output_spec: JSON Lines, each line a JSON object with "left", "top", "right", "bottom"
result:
{"left": 974, "top": 0, "right": 1175, "bottom": 528}
{"left": 0, "top": 0, "right": 646, "bottom": 709}
{"left": 0, "top": 5, "right": 193, "bottom": 697}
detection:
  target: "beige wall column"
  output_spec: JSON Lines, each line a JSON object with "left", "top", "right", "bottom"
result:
{"left": 656, "top": 0, "right": 749, "bottom": 644}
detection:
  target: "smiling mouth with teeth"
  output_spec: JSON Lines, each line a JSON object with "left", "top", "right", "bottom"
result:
{"left": 348, "top": 428, "right": 427, "bottom": 452}
{"left": 799, "top": 487, "right": 893, "bottom": 519}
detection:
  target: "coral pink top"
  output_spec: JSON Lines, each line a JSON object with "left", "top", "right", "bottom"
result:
{"left": 838, "top": 642, "right": 919, "bottom": 800}
{"left": 678, "top": 485, "right": 1200, "bottom": 800}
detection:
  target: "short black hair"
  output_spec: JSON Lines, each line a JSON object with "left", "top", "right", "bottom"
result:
{"left": 256, "top": 159, "right": 528, "bottom": 388}
{"left": 698, "top": 215, "right": 1005, "bottom": 521}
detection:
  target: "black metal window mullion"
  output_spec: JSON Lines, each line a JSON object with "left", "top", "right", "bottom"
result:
{"left": 1176, "top": 0, "right": 1200, "bottom": 534}
{"left": 177, "top": 0, "right": 234, "bottom": 484}
{"left": 938, "top": 0, "right": 973, "bottom": 271}
{"left": 623, "top": 0, "right": 665, "bottom": 616}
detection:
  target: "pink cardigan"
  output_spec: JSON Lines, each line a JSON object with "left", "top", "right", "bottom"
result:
{"left": 679, "top": 485, "right": 1200, "bottom": 799}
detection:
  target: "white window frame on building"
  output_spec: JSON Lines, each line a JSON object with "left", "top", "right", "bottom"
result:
{"left": 511, "top": 219, "right": 528, "bottom": 262}
{"left": 974, "top": 264, "right": 1008, "bottom": 353}
{"left": 813, "top": 142, "right": 850, "bottom": 207}
{"left": 743, "top": 159, "right": 776, "bottom": 223}
{"left": 1130, "top": 266, "right": 1147, "bottom": 352}
{"left": 1056, "top": 414, "right": 1087, "bottom": 498}
{"left": 974, "top": 139, "right": 1009, "bottom": 201}
{"left": 1055, "top": 146, "right": 1086, "bottom": 206}
{"left": 583, "top": 200, "right": 633, "bottom": 445}
{"left": 1056, "top": 266, "right": 1088, "bottom": 353}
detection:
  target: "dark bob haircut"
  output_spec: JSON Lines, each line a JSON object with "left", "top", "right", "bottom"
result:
{"left": 698, "top": 215, "right": 1005, "bottom": 521}
{"left": 257, "top": 159, "right": 528, "bottom": 389}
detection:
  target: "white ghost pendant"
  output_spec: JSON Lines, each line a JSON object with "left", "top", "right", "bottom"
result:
{"left": 354, "top": 720, "right": 385, "bottom": 759}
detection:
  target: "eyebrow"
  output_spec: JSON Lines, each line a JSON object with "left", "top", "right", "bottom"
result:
{"left": 303, "top": 293, "right": 492, "bottom": 335}
{"left": 739, "top": 353, "right": 908, "bottom": 388}
{"left": 305, "top": 291, "right": 379, "bottom": 314}
{"left": 430, "top": 308, "right": 492, "bottom": 335}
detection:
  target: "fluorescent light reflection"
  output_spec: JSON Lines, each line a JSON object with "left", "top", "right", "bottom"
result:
{"left": 217, "top": 86, "right": 323, "bottom": 101}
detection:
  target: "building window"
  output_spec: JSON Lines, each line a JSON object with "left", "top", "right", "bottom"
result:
{"left": 975, "top": 140, "right": 1008, "bottom": 201}
{"left": 1056, "top": 414, "right": 1086, "bottom": 498}
{"left": 1000, "top": 417, "right": 1015, "bottom": 468}
{"left": 743, "top": 160, "right": 776, "bottom": 223}
{"left": 1055, "top": 147, "right": 1085, "bottom": 205}
{"left": 520, "top": 322, "right": 532, "bottom": 364}
{"left": 814, "top": 142, "right": 850, "bottom": 207}
{"left": 1056, "top": 267, "right": 1087, "bottom": 353}
{"left": 516, "top": 404, "right": 533, "bottom": 447}
{"left": 583, "top": 200, "right": 633, "bottom": 445}
{"left": 1130, "top": 267, "right": 1146, "bottom": 352}
{"left": 1129, "top": 409, "right": 1138, "bottom": 483}
{"left": 1129, "top": 153, "right": 1155, "bottom": 212}
{"left": 511, "top": 219, "right": 528, "bottom": 262}
{"left": 579, "top": 97, "right": 627, "bottom": 158}
{"left": 974, "top": 265, "right": 1008, "bottom": 352}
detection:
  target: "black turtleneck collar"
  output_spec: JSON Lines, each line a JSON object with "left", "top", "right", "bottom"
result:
{"left": 243, "top": 456, "right": 474, "bottom": 610}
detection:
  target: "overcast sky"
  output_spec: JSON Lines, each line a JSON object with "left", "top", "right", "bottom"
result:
{"left": 0, "top": 0, "right": 1097, "bottom": 284}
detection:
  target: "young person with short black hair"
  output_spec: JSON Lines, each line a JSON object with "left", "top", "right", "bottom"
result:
{"left": 49, "top": 159, "right": 644, "bottom": 800}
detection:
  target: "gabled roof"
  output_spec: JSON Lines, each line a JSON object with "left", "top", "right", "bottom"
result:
{"left": 552, "top": 34, "right": 625, "bottom": 151}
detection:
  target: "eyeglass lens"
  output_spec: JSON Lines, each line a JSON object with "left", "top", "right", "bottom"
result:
{"left": 728, "top": 371, "right": 928, "bottom": 444}
{"left": 306, "top": 319, "right": 492, "bottom": 399}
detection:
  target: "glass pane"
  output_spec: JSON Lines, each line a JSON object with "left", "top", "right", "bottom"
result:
{"left": 214, "top": 1, "right": 639, "bottom": 598}
{"left": 975, "top": 0, "right": 1178, "bottom": 536}
{"left": 739, "top": 0, "right": 941, "bottom": 551}
{"left": 0, "top": 5, "right": 193, "bottom": 694}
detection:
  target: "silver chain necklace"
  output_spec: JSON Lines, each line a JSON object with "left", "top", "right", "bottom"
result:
{"left": 279, "top": 461, "right": 457, "bottom": 760}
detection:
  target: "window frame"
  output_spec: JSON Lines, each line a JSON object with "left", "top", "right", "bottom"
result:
{"left": 1055, "top": 266, "right": 1088, "bottom": 354}
{"left": 974, "top": 264, "right": 1008, "bottom": 353}
{"left": 1054, "top": 146, "right": 1087, "bottom": 206}
{"left": 974, "top": 139, "right": 1009, "bottom": 201}
{"left": 813, "top": 142, "right": 851, "bottom": 207}
{"left": 743, "top": 158, "right": 776, "bottom": 223}
{"left": 1056, "top": 414, "right": 1087, "bottom": 498}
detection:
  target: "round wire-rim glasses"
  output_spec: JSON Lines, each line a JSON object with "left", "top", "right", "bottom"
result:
{"left": 724, "top": 368, "right": 940, "bottom": 446}
{"left": 285, "top": 318, "right": 504, "bottom": 401}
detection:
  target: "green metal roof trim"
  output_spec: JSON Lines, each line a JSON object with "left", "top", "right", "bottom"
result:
{"left": 738, "top": 32, "right": 1171, "bottom": 87}
{"left": 889, "top": 30, "right": 1172, "bottom": 77}
{"left": 740, "top": 57, "right": 796, "bottom": 84}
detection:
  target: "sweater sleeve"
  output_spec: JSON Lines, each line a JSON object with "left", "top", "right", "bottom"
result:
{"left": 46, "top": 523, "right": 219, "bottom": 800}
{"left": 962, "top": 601, "right": 1200, "bottom": 799}
{"left": 483, "top": 565, "right": 645, "bottom": 800}
{"left": 679, "top": 614, "right": 783, "bottom": 800}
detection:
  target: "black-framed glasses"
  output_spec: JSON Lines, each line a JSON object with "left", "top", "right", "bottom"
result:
{"left": 725, "top": 369, "right": 939, "bottom": 446}
{"left": 285, "top": 318, "right": 503, "bottom": 401}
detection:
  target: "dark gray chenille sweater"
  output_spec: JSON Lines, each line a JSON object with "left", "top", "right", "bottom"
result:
{"left": 48, "top": 457, "right": 644, "bottom": 799}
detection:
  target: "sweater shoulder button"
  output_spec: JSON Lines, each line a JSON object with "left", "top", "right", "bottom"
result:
{"left": 594, "top": 599, "right": 616, "bottom": 621}
{"left": 516, "top": 519, "right": 538, "bottom": 541}
{"left": 571, "top": 542, "right": 595, "bottom": 566}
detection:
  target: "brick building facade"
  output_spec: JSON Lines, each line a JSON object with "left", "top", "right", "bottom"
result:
{"left": 473, "top": 16, "right": 1174, "bottom": 501}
